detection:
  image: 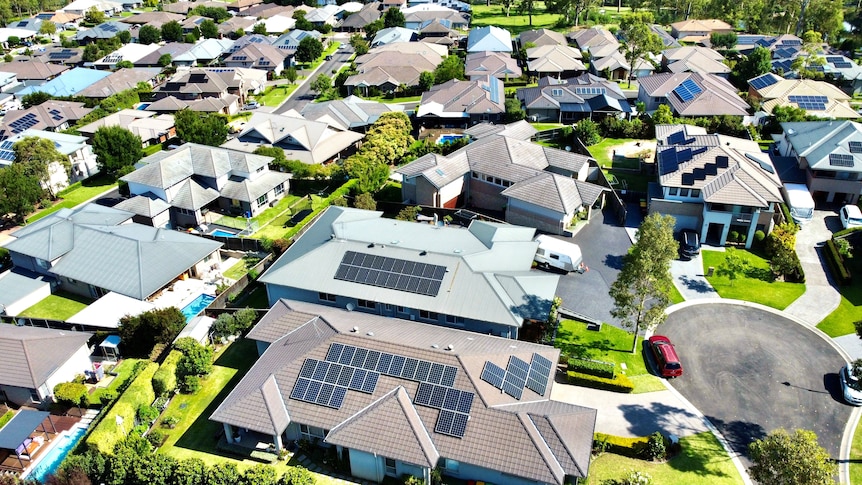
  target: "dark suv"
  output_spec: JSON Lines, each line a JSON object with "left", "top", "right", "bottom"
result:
{"left": 678, "top": 229, "right": 700, "bottom": 260}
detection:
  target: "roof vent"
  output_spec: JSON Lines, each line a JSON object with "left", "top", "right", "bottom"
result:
{"left": 431, "top": 343, "right": 440, "bottom": 349}
{"left": 787, "top": 128, "right": 796, "bottom": 135}
{"left": 420, "top": 250, "right": 427, "bottom": 256}
{"left": 453, "top": 249, "right": 462, "bottom": 253}
{"left": 352, "top": 326, "right": 359, "bottom": 332}
{"left": 346, "top": 303, "right": 355, "bottom": 312}
{"left": 331, "top": 233, "right": 336, "bottom": 239}
{"left": 446, "top": 344, "right": 454, "bottom": 351}
{"left": 368, "top": 243, "right": 375, "bottom": 248}
{"left": 366, "top": 331, "right": 374, "bottom": 336}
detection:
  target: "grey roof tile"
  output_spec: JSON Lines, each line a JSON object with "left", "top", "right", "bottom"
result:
{"left": 0, "top": 326, "right": 92, "bottom": 389}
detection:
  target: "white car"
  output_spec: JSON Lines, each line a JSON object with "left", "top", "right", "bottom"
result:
{"left": 840, "top": 364, "right": 862, "bottom": 406}
{"left": 840, "top": 204, "right": 862, "bottom": 229}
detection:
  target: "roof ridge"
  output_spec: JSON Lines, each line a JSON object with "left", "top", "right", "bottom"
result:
{"left": 519, "top": 412, "right": 566, "bottom": 483}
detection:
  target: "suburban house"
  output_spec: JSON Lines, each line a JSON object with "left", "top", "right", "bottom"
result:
{"left": 120, "top": 143, "right": 291, "bottom": 226}
{"left": 398, "top": 120, "right": 606, "bottom": 235}
{"left": 300, "top": 95, "right": 405, "bottom": 132}
{"left": 669, "top": 18, "right": 733, "bottom": 41}
{"left": 416, "top": 19, "right": 457, "bottom": 45}
{"left": 0, "top": 129, "right": 98, "bottom": 190}
{"left": 589, "top": 51, "right": 655, "bottom": 81}
{"left": 0, "top": 60, "right": 67, "bottom": 82}
{"left": 747, "top": 73, "right": 859, "bottom": 119}
{"left": 60, "top": 0, "right": 122, "bottom": 16}
{"left": 218, "top": 16, "right": 257, "bottom": 36}
{"left": 4, "top": 203, "right": 222, "bottom": 300}
{"left": 72, "top": 21, "right": 130, "bottom": 44}
{"left": 516, "top": 74, "right": 632, "bottom": 123}
{"left": 819, "top": 54, "right": 862, "bottom": 94}
{"left": 272, "top": 30, "right": 322, "bottom": 56}
{"left": 257, "top": 206, "right": 561, "bottom": 339}
{"left": 371, "top": 27, "right": 418, "bottom": 47}
{"left": 466, "top": 26, "right": 512, "bottom": 53}
{"left": 151, "top": 67, "right": 265, "bottom": 115}
{"left": 210, "top": 299, "right": 596, "bottom": 485}
{"left": 227, "top": 0, "right": 264, "bottom": 12}
{"left": 416, "top": 75, "right": 505, "bottom": 126}
{"left": 464, "top": 51, "right": 522, "bottom": 80}
{"left": 734, "top": 34, "right": 801, "bottom": 55}
{"left": 171, "top": 38, "right": 236, "bottom": 66}
{"left": 222, "top": 111, "right": 363, "bottom": 165}
{"left": 16, "top": 67, "right": 111, "bottom": 97}
{"left": 638, "top": 72, "right": 749, "bottom": 116}
{"left": 305, "top": 4, "right": 343, "bottom": 26}
{"left": 567, "top": 27, "right": 617, "bottom": 51}
{"left": 517, "top": 28, "right": 567, "bottom": 48}
{"left": 36, "top": 48, "right": 85, "bottom": 67}
{"left": 224, "top": 42, "right": 290, "bottom": 75}
{"left": 339, "top": 1, "right": 381, "bottom": 31}
{"left": 345, "top": 42, "right": 445, "bottom": 96}
{"left": 133, "top": 42, "right": 194, "bottom": 67}
{"left": 650, "top": 124, "right": 782, "bottom": 247}
{"left": 77, "top": 109, "right": 176, "bottom": 147}
{"left": 76, "top": 68, "right": 161, "bottom": 98}
{"left": 775, "top": 120, "right": 862, "bottom": 204}
{"left": 121, "top": 10, "right": 184, "bottom": 27}
{"left": 526, "top": 45, "right": 586, "bottom": 79}
{"left": 0, "top": 325, "right": 92, "bottom": 408}
{"left": 403, "top": 6, "right": 468, "bottom": 30}
{"left": 260, "top": 15, "right": 296, "bottom": 35}
{"left": 661, "top": 46, "right": 730, "bottom": 77}
{"left": 91, "top": 44, "right": 161, "bottom": 70}
{"left": 650, "top": 24, "right": 680, "bottom": 48}
{"left": 0, "top": 101, "right": 93, "bottom": 140}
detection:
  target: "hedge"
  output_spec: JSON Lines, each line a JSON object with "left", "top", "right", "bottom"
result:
{"left": 86, "top": 361, "right": 158, "bottom": 454}
{"left": 567, "top": 371, "right": 634, "bottom": 393}
{"left": 567, "top": 358, "right": 615, "bottom": 379}
{"left": 594, "top": 432, "right": 650, "bottom": 458}
{"left": 833, "top": 226, "right": 862, "bottom": 239}
{"left": 152, "top": 350, "right": 182, "bottom": 396}
{"left": 779, "top": 203, "right": 798, "bottom": 229}
{"left": 825, "top": 239, "right": 852, "bottom": 286}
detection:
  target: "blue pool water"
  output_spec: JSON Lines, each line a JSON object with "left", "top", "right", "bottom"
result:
{"left": 211, "top": 229, "right": 236, "bottom": 237}
{"left": 136, "top": 103, "right": 150, "bottom": 110}
{"left": 29, "top": 425, "right": 88, "bottom": 483}
{"left": 181, "top": 293, "right": 215, "bottom": 321}
{"left": 437, "top": 134, "right": 465, "bottom": 145}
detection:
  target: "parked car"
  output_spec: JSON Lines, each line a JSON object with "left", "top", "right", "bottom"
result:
{"left": 840, "top": 204, "right": 862, "bottom": 229}
{"left": 648, "top": 335, "right": 683, "bottom": 378}
{"left": 677, "top": 229, "right": 701, "bottom": 260}
{"left": 840, "top": 364, "right": 862, "bottom": 405}
{"left": 243, "top": 101, "right": 260, "bottom": 110}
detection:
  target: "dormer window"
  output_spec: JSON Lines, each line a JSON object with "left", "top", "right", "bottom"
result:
{"left": 551, "top": 89, "right": 563, "bottom": 96}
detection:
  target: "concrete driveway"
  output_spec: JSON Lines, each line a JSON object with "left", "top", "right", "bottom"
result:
{"left": 661, "top": 302, "right": 851, "bottom": 466}
{"left": 553, "top": 209, "right": 633, "bottom": 327}
{"left": 670, "top": 250, "right": 718, "bottom": 300}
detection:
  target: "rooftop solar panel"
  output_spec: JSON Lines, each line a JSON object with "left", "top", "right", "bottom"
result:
{"left": 335, "top": 250, "right": 447, "bottom": 297}
{"left": 830, "top": 153, "right": 855, "bottom": 167}
{"left": 850, "top": 141, "right": 862, "bottom": 153}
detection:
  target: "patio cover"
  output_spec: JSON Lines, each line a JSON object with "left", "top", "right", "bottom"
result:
{"left": 0, "top": 410, "right": 51, "bottom": 450}
{"left": 99, "top": 334, "right": 121, "bottom": 350}
{"left": 66, "top": 291, "right": 155, "bottom": 329}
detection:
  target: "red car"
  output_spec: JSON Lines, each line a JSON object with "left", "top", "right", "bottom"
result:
{"left": 649, "top": 335, "right": 683, "bottom": 378}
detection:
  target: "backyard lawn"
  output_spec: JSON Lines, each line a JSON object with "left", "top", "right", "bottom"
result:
{"left": 89, "top": 359, "right": 142, "bottom": 405}
{"left": 702, "top": 250, "right": 805, "bottom": 310}
{"left": 18, "top": 291, "right": 94, "bottom": 320}
{"left": 586, "top": 432, "right": 743, "bottom": 485}
{"left": 587, "top": 138, "right": 634, "bottom": 168}
{"left": 254, "top": 84, "right": 297, "bottom": 107}
{"left": 214, "top": 194, "right": 300, "bottom": 235}
{"left": 26, "top": 173, "right": 118, "bottom": 223}
{"left": 555, "top": 319, "right": 666, "bottom": 393}
{"left": 252, "top": 194, "right": 327, "bottom": 241}
{"left": 471, "top": 3, "right": 562, "bottom": 34}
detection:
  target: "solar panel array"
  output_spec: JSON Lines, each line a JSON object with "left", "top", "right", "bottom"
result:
{"left": 48, "top": 109, "right": 63, "bottom": 121}
{"left": 574, "top": 87, "right": 605, "bottom": 95}
{"left": 414, "top": 382, "right": 474, "bottom": 438}
{"left": 749, "top": 73, "right": 779, "bottom": 90}
{"left": 849, "top": 141, "right": 862, "bottom": 153}
{"left": 789, "top": 95, "right": 827, "bottom": 111}
{"left": 659, "top": 147, "right": 680, "bottom": 176}
{"left": 480, "top": 353, "right": 554, "bottom": 399}
{"left": 667, "top": 131, "right": 686, "bottom": 145}
{"left": 0, "top": 149, "right": 14, "bottom": 161}
{"left": 49, "top": 49, "right": 77, "bottom": 60}
{"left": 325, "top": 343, "right": 457, "bottom": 387}
{"left": 672, "top": 79, "right": 702, "bottom": 102}
{"left": 9, "top": 113, "right": 38, "bottom": 134}
{"left": 233, "top": 55, "right": 247, "bottom": 61}
{"left": 834, "top": 61, "right": 853, "bottom": 69}
{"left": 334, "top": 251, "right": 447, "bottom": 297}
{"left": 781, "top": 39, "right": 802, "bottom": 46}
{"left": 102, "top": 23, "right": 118, "bottom": 32}
{"left": 830, "top": 153, "right": 855, "bottom": 167}
{"left": 827, "top": 56, "right": 844, "bottom": 63}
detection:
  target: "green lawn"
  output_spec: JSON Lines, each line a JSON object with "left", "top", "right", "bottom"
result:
{"left": 471, "top": 3, "right": 563, "bottom": 34}
{"left": 850, "top": 413, "right": 862, "bottom": 484}
{"left": 27, "top": 173, "right": 118, "bottom": 223}
{"left": 224, "top": 259, "right": 250, "bottom": 281}
{"left": 252, "top": 194, "right": 327, "bottom": 241}
{"left": 818, "top": 283, "right": 862, "bottom": 337}
{"left": 360, "top": 94, "right": 421, "bottom": 104}
{"left": 214, "top": 194, "right": 301, "bottom": 236}
{"left": 555, "top": 319, "right": 665, "bottom": 393}
{"left": 90, "top": 359, "right": 142, "bottom": 405}
{"left": 254, "top": 84, "right": 298, "bottom": 107}
{"left": 18, "top": 291, "right": 94, "bottom": 320}
{"left": 668, "top": 282, "right": 685, "bottom": 305}
{"left": 0, "top": 410, "right": 15, "bottom": 430}
{"left": 143, "top": 143, "right": 163, "bottom": 156}
{"left": 227, "top": 284, "right": 269, "bottom": 309}
{"left": 587, "top": 138, "right": 640, "bottom": 169}
{"left": 702, "top": 250, "right": 805, "bottom": 310}
{"left": 586, "top": 432, "right": 743, "bottom": 485}
{"left": 531, "top": 123, "right": 565, "bottom": 131}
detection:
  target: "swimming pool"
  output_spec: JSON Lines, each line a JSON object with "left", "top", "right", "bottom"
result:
{"left": 181, "top": 293, "right": 216, "bottom": 321}
{"left": 211, "top": 229, "right": 237, "bottom": 237}
{"left": 136, "top": 103, "right": 151, "bottom": 110}
{"left": 437, "top": 134, "right": 465, "bottom": 145}
{"left": 28, "top": 425, "right": 88, "bottom": 483}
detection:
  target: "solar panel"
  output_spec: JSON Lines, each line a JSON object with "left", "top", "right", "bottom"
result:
{"left": 443, "top": 388, "right": 460, "bottom": 410}
{"left": 480, "top": 361, "right": 505, "bottom": 388}
{"left": 508, "top": 356, "right": 530, "bottom": 379}
{"left": 849, "top": 141, "right": 862, "bottom": 153}
{"left": 305, "top": 380, "right": 322, "bottom": 402}
{"left": 834, "top": 61, "right": 853, "bottom": 69}
{"left": 376, "top": 353, "right": 393, "bottom": 374}
{"left": 291, "top": 378, "right": 310, "bottom": 400}
{"left": 415, "top": 382, "right": 433, "bottom": 406}
{"left": 427, "top": 363, "right": 444, "bottom": 385}
{"left": 389, "top": 355, "right": 406, "bottom": 376}
{"left": 363, "top": 350, "right": 380, "bottom": 371}
{"left": 351, "top": 347, "right": 368, "bottom": 368}
{"left": 329, "top": 386, "right": 347, "bottom": 408}
{"left": 312, "top": 361, "right": 329, "bottom": 381}
{"left": 430, "top": 384, "right": 447, "bottom": 408}
{"left": 782, "top": 39, "right": 802, "bottom": 45}
{"left": 349, "top": 368, "right": 367, "bottom": 390}
{"left": 300, "top": 359, "right": 317, "bottom": 378}
{"left": 337, "top": 366, "right": 353, "bottom": 387}
{"left": 749, "top": 73, "right": 779, "bottom": 90}
{"left": 673, "top": 79, "right": 702, "bottom": 102}
{"left": 456, "top": 391, "right": 473, "bottom": 413}
{"left": 335, "top": 251, "right": 447, "bottom": 297}
{"left": 789, "top": 95, "right": 828, "bottom": 104}
{"left": 435, "top": 409, "right": 456, "bottom": 436}
{"left": 441, "top": 365, "right": 457, "bottom": 387}
{"left": 325, "top": 342, "right": 344, "bottom": 362}
{"left": 830, "top": 153, "right": 855, "bottom": 167}
{"left": 324, "top": 363, "right": 341, "bottom": 384}
{"left": 360, "top": 371, "right": 379, "bottom": 393}
{"left": 502, "top": 379, "right": 524, "bottom": 399}
{"left": 827, "top": 56, "right": 844, "bottom": 63}
{"left": 659, "top": 148, "right": 679, "bottom": 176}
{"left": 415, "top": 360, "right": 431, "bottom": 382}
{"left": 666, "top": 131, "right": 685, "bottom": 145}
{"left": 317, "top": 383, "right": 334, "bottom": 405}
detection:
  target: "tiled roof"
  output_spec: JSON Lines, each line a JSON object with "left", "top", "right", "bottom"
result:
{"left": 752, "top": 78, "right": 859, "bottom": 119}
{"left": 465, "top": 51, "right": 522, "bottom": 79}
{"left": 417, "top": 76, "right": 505, "bottom": 117}
{"left": 464, "top": 119, "right": 537, "bottom": 140}
{"left": 0, "top": 326, "right": 92, "bottom": 389}
{"left": 519, "top": 28, "right": 566, "bottom": 47}
{"left": 0, "top": 60, "right": 67, "bottom": 80}
{"left": 639, "top": 72, "right": 749, "bottom": 116}
{"left": 77, "top": 68, "right": 160, "bottom": 98}
{"left": 502, "top": 172, "right": 605, "bottom": 213}
{"left": 114, "top": 192, "right": 172, "bottom": 218}
{"left": 527, "top": 45, "right": 586, "bottom": 74}
{"left": 467, "top": 25, "right": 512, "bottom": 52}
{"left": 781, "top": 120, "right": 862, "bottom": 173}
{"left": 567, "top": 27, "right": 617, "bottom": 49}
{"left": 210, "top": 299, "right": 596, "bottom": 484}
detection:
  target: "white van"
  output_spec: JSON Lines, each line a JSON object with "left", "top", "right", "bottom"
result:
{"left": 783, "top": 183, "right": 815, "bottom": 224}
{"left": 534, "top": 235, "right": 585, "bottom": 273}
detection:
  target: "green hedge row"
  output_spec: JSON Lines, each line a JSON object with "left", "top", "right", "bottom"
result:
{"left": 86, "top": 361, "right": 159, "bottom": 454}
{"left": 825, "top": 239, "right": 852, "bottom": 286}
{"left": 567, "top": 358, "right": 615, "bottom": 379}
{"left": 594, "top": 432, "right": 650, "bottom": 458}
{"left": 567, "top": 371, "right": 634, "bottom": 393}
{"left": 779, "top": 203, "right": 798, "bottom": 229}
{"left": 833, "top": 226, "right": 862, "bottom": 239}
{"left": 152, "top": 350, "right": 182, "bottom": 396}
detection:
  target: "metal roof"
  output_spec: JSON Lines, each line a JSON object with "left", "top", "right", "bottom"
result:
{"left": 0, "top": 410, "right": 50, "bottom": 450}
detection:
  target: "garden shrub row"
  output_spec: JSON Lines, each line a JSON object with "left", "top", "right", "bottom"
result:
{"left": 593, "top": 432, "right": 650, "bottom": 458}
{"left": 151, "top": 350, "right": 182, "bottom": 396}
{"left": 825, "top": 239, "right": 852, "bottom": 286}
{"left": 567, "top": 358, "right": 615, "bottom": 379}
{"left": 86, "top": 361, "right": 158, "bottom": 454}
{"left": 567, "top": 371, "right": 634, "bottom": 393}
{"left": 834, "top": 226, "right": 862, "bottom": 239}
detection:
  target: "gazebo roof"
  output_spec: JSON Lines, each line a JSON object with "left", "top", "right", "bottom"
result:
{"left": 100, "top": 334, "right": 121, "bottom": 349}
{"left": 0, "top": 410, "right": 49, "bottom": 449}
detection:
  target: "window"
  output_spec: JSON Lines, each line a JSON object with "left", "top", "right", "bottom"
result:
{"left": 299, "top": 424, "right": 326, "bottom": 440}
{"left": 29, "top": 389, "right": 40, "bottom": 403}
{"left": 471, "top": 171, "right": 479, "bottom": 179}
{"left": 385, "top": 458, "right": 397, "bottom": 476}
{"left": 551, "top": 88, "right": 563, "bottom": 96}
{"left": 679, "top": 188, "right": 689, "bottom": 197}
{"left": 668, "top": 187, "right": 678, "bottom": 196}
{"left": 445, "top": 315, "right": 464, "bottom": 324}
{"left": 444, "top": 459, "right": 460, "bottom": 473}
{"left": 318, "top": 292, "right": 336, "bottom": 302}
{"left": 419, "top": 310, "right": 438, "bottom": 320}
{"left": 384, "top": 304, "right": 392, "bottom": 310}
{"left": 691, "top": 189, "right": 701, "bottom": 198}
{"left": 397, "top": 306, "right": 407, "bottom": 313}
{"left": 275, "top": 183, "right": 284, "bottom": 195}
{"left": 357, "top": 299, "right": 376, "bottom": 309}
{"left": 35, "top": 258, "right": 49, "bottom": 270}
{"left": 257, "top": 194, "right": 269, "bottom": 206}
{"left": 256, "top": 166, "right": 265, "bottom": 173}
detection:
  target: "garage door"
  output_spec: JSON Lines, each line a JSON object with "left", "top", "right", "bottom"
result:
{"left": 672, "top": 215, "right": 700, "bottom": 232}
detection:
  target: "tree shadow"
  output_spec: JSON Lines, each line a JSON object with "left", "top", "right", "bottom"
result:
{"left": 705, "top": 416, "right": 766, "bottom": 457}
{"left": 677, "top": 275, "right": 716, "bottom": 294}
{"left": 743, "top": 266, "right": 774, "bottom": 282}
{"left": 618, "top": 401, "right": 702, "bottom": 437}
{"left": 604, "top": 253, "right": 624, "bottom": 270}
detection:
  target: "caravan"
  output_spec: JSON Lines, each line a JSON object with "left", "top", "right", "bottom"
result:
{"left": 534, "top": 235, "right": 585, "bottom": 273}
{"left": 783, "top": 183, "right": 815, "bottom": 225}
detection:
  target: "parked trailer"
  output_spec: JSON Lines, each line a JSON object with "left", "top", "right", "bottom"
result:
{"left": 534, "top": 235, "right": 585, "bottom": 273}
{"left": 783, "top": 183, "right": 815, "bottom": 224}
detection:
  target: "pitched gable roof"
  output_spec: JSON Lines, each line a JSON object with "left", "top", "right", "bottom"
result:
{"left": 781, "top": 120, "right": 862, "bottom": 173}
{"left": 639, "top": 72, "right": 749, "bottom": 116}
{"left": 502, "top": 172, "right": 606, "bottom": 214}
{"left": 752, "top": 78, "right": 859, "bottom": 119}
{"left": 467, "top": 25, "right": 512, "bottom": 52}
{"left": 0, "top": 326, "right": 92, "bottom": 389}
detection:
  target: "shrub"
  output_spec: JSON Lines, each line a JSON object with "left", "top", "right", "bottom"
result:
{"left": 86, "top": 361, "right": 158, "bottom": 454}
{"left": 151, "top": 350, "right": 181, "bottom": 396}
{"left": 146, "top": 429, "right": 167, "bottom": 448}
{"left": 643, "top": 431, "right": 667, "bottom": 460}
{"left": 825, "top": 238, "right": 852, "bottom": 285}
{"left": 100, "top": 390, "right": 117, "bottom": 406}
{"left": 753, "top": 230, "right": 766, "bottom": 244}
{"left": 728, "top": 230, "right": 739, "bottom": 243}
{"left": 283, "top": 465, "right": 316, "bottom": 485}
{"left": 234, "top": 307, "right": 258, "bottom": 333}
{"left": 593, "top": 432, "right": 649, "bottom": 458}
{"left": 136, "top": 404, "right": 159, "bottom": 424}
{"left": 180, "top": 375, "right": 201, "bottom": 394}
{"left": 739, "top": 233, "right": 747, "bottom": 244}
{"left": 567, "top": 371, "right": 634, "bottom": 393}
{"left": 567, "top": 358, "right": 615, "bottom": 379}
{"left": 53, "top": 382, "right": 89, "bottom": 408}
{"left": 162, "top": 415, "right": 180, "bottom": 429}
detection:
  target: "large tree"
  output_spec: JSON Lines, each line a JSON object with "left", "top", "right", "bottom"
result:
{"left": 731, "top": 45, "right": 771, "bottom": 87}
{"left": 617, "top": 12, "right": 663, "bottom": 86}
{"left": 13, "top": 136, "right": 69, "bottom": 198}
{"left": 118, "top": 307, "right": 185, "bottom": 357}
{"left": 160, "top": 20, "right": 183, "bottom": 42}
{"left": 0, "top": 163, "right": 43, "bottom": 223}
{"left": 174, "top": 109, "right": 228, "bottom": 146}
{"left": 138, "top": 24, "right": 161, "bottom": 44}
{"left": 609, "top": 212, "right": 678, "bottom": 352}
{"left": 295, "top": 35, "right": 323, "bottom": 64}
{"left": 199, "top": 19, "right": 218, "bottom": 39}
{"left": 749, "top": 429, "right": 836, "bottom": 485}
{"left": 383, "top": 6, "right": 405, "bottom": 27}
{"left": 545, "top": 0, "right": 599, "bottom": 26}
{"left": 92, "top": 126, "right": 143, "bottom": 178}
{"left": 433, "top": 55, "right": 464, "bottom": 84}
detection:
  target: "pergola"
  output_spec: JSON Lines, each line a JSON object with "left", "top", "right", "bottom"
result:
{"left": 0, "top": 410, "right": 56, "bottom": 470}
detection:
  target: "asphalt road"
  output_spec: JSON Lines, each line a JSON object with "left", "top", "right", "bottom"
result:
{"left": 552, "top": 209, "right": 633, "bottom": 327}
{"left": 275, "top": 46, "right": 355, "bottom": 115}
{"left": 661, "top": 303, "right": 851, "bottom": 465}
